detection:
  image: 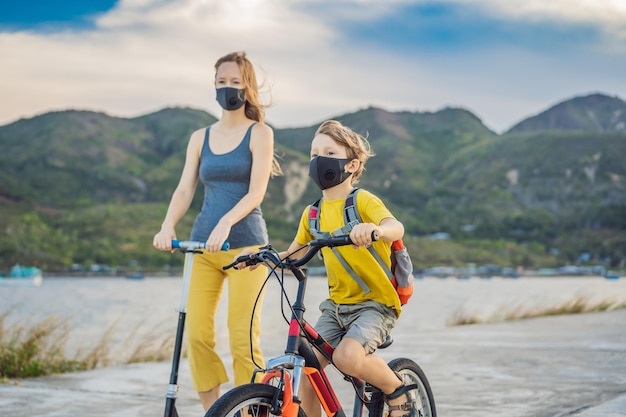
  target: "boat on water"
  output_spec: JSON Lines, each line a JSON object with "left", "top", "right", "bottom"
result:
{"left": 0, "top": 264, "right": 43, "bottom": 287}
{"left": 125, "top": 273, "right": 145, "bottom": 280}
{"left": 605, "top": 272, "right": 621, "bottom": 280}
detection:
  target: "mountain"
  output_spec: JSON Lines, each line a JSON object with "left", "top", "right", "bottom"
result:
{"left": 508, "top": 93, "right": 626, "bottom": 133}
{"left": 0, "top": 108, "right": 219, "bottom": 207}
{"left": 0, "top": 94, "right": 624, "bottom": 272}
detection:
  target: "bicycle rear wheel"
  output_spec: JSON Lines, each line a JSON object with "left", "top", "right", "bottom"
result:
{"left": 368, "top": 358, "right": 436, "bottom": 417}
{"left": 205, "top": 383, "right": 308, "bottom": 417}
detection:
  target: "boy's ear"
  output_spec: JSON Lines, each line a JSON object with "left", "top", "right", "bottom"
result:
{"left": 345, "top": 159, "right": 360, "bottom": 173}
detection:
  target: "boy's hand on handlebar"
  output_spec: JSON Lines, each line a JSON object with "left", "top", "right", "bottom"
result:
{"left": 349, "top": 223, "right": 381, "bottom": 248}
{"left": 233, "top": 248, "right": 261, "bottom": 271}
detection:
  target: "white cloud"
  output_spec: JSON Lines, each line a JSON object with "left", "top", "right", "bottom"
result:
{"left": 455, "top": 0, "right": 626, "bottom": 39}
{"left": 0, "top": 0, "right": 625, "bottom": 133}
{"left": 0, "top": 0, "right": 338, "bottom": 124}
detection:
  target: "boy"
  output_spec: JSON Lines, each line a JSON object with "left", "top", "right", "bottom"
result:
{"left": 238, "top": 120, "right": 416, "bottom": 417}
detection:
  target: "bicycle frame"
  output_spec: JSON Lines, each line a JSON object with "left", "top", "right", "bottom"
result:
{"left": 212, "top": 235, "right": 436, "bottom": 417}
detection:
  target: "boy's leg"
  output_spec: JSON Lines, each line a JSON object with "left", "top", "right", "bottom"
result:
{"left": 331, "top": 302, "right": 412, "bottom": 416}
{"left": 333, "top": 338, "right": 403, "bottom": 395}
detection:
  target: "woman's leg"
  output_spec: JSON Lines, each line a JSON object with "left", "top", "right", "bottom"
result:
{"left": 226, "top": 249, "right": 268, "bottom": 385}
{"left": 186, "top": 251, "right": 229, "bottom": 411}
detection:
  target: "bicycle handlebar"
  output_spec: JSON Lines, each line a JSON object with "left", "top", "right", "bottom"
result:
{"left": 222, "top": 232, "right": 378, "bottom": 271}
{"left": 172, "top": 240, "right": 230, "bottom": 251}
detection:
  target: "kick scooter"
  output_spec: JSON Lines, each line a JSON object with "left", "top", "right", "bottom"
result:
{"left": 163, "top": 240, "right": 229, "bottom": 417}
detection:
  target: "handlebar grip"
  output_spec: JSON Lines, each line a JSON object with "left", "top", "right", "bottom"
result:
{"left": 371, "top": 231, "right": 379, "bottom": 241}
{"left": 172, "top": 240, "right": 230, "bottom": 251}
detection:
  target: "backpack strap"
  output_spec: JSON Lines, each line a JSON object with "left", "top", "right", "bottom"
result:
{"left": 343, "top": 188, "right": 361, "bottom": 232}
{"left": 307, "top": 189, "right": 395, "bottom": 294}
{"left": 343, "top": 189, "right": 393, "bottom": 280}
{"left": 308, "top": 199, "right": 330, "bottom": 240}
{"left": 307, "top": 192, "right": 370, "bottom": 293}
{"left": 330, "top": 246, "right": 370, "bottom": 294}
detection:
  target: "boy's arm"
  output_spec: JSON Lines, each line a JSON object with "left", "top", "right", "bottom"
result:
{"left": 233, "top": 239, "right": 309, "bottom": 271}
{"left": 234, "top": 204, "right": 313, "bottom": 270}
{"left": 281, "top": 239, "right": 309, "bottom": 260}
{"left": 378, "top": 217, "right": 404, "bottom": 241}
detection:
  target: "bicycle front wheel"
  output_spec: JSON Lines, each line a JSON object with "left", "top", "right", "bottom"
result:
{"left": 368, "top": 358, "right": 437, "bottom": 417}
{"left": 205, "top": 383, "right": 308, "bottom": 417}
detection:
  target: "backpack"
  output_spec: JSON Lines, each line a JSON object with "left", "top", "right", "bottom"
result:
{"left": 308, "top": 188, "right": 415, "bottom": 305}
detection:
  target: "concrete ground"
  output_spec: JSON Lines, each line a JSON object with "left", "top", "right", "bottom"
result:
{"left": 1, "top": 309, "right": 625, "bottom": 417}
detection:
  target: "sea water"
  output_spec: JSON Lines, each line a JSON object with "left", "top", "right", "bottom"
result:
{"left": 1, "top": 274, "right": 624, "bottom": 361}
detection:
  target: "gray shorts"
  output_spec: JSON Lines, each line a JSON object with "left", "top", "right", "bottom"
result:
{"left": 315, "top": 299, "right": 398, "bottom": 354}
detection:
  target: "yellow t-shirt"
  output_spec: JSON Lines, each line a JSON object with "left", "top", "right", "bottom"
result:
{"left": 295, "top": 189, "right": 402, "bottom": 314}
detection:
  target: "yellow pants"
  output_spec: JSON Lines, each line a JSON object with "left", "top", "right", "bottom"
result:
{"left": 186, "top": 247, "right": 267, "bottom": 392}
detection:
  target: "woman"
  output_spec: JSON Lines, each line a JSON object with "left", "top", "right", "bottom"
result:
{"left": 153, "top": 51, "right": 280, "bottom": 412}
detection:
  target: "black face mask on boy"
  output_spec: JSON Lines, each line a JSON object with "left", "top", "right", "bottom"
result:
{"left": 216, "top": 87, "right": 246, "bottom": 111}
{"left": 309, "top": 156, "right": 353, "bottom": 190}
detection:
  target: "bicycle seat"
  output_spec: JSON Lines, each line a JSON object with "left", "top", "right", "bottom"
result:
{"left": 378, "top": 334, "right": 393, "bottom": 349}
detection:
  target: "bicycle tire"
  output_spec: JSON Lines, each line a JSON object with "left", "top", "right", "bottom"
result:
{"left": 368, "top": 358, "right": 436, "bottom": 417}
{"left": 205, "top": 383, "right": 308, "bottom": 417}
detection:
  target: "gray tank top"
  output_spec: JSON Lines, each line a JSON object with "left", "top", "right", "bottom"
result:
{"left": 190, "top": 123, "right": 268, "bottom": 248}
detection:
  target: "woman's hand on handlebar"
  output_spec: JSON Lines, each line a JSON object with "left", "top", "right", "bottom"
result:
{"left": 349, "top": 223, "right": 381, "bottom": 248}
{"left": 153, "top": 228, "right": 177, "bottom": 253}
{"left": 205, "top": 220, "right": 231, "bottom": 253}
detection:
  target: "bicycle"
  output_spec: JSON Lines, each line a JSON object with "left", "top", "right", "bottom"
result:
{"left": 206, "top": 234, "right": 436, "bottom": 417}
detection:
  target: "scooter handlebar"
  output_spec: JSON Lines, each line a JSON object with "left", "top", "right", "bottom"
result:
{"left": 171, "top": 240, "right": 230, "bottom": 251}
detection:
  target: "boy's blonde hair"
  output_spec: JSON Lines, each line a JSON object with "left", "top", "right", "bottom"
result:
{"left": 315, "top": 120, "right": 375, "bottom": 183}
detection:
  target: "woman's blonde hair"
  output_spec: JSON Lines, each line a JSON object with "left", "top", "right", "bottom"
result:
{"left": 315, "top": 120, "right": 375, "bottom": 183}
{"left": 215, "top": 52, "right": 282, "bottom": 176}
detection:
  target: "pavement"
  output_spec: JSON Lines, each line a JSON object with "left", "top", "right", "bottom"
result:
{"left": 1, "top": 309, "right": 625, "bottom": 417}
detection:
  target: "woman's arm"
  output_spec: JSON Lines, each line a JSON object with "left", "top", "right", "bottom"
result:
{"left": 205, "top": 123, "right": 275, "bottom": 252}
{"left": 153, "top": 128, "right": 203, "bottom": 251}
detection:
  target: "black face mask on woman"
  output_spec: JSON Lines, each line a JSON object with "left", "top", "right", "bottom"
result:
{"left": 309, "top": 156, "right": 353, "bottom": 190}
{"left": 216, "top": 87, "right": 246, "bottom": 111}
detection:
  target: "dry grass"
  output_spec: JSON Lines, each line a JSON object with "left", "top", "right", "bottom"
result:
{"left": 0, "top": 307, "right": 180, "bottom": 380}
{"left": 0, "top": 309, "right": 85, "bottom": 379}
{"left": 124, "top": 320, "right": 180, "bottom": 364}
{"left": 447, "top": 294, "right": 626, "bottom": 326}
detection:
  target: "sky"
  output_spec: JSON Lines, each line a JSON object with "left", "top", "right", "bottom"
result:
{"left": 1, "top": 0, "right": 625, "bottom": 133}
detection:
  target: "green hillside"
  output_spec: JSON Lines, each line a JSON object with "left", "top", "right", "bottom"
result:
{"left": 1, "top": 94, "right": 625, "bottom": 273}
{"left": 508, "top": 93, "right": 626, "bottom": 133}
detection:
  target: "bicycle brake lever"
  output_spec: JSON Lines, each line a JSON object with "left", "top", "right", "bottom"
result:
{"left": 223, "top": 254, "right": 255, "bottom": 270}
{"left": 223, "top": 259, "right": 239, "bottom": 270}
